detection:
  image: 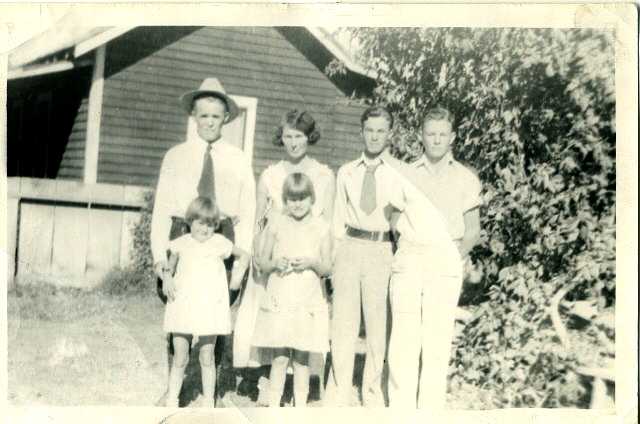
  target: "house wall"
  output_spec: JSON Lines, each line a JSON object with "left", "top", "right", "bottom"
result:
{"left": 8, "top": 177, "right": 147, "bottom": 287}
{"left": 98, "top": 26, "right": 365, "bottom": 187}
{"left": 6, "top": 67, "right": 92, "bottom": 180}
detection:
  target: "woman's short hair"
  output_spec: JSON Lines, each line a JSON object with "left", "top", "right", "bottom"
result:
{"left": 422, "top": 106, "right": 455, "bottom": 128}
{"left": 281, "top": 172, "right": 316, "bottom": 204}
{"left": 273, "top": 110, "right": 321, "bottom": 146}
{"left": 360, "top": 106, "right": 394, "bottom": 129}
{"left": 185, "top": 196, "right": 221, "bottom": 227}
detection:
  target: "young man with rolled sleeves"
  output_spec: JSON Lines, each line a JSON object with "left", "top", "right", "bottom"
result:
{"left": 326, "top": 106, "right": 403, "bottom": 407}
{"left": 151, "top": 78, "right": 254, "bottom": 405}
{"left": 385, "top": 106, "right": 482, "bottom": 409}
{"left": 413, "top": 106, "right": 482, "bottom": 276}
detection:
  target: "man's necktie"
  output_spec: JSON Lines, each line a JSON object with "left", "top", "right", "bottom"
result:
{"left": 360, "top": 163, "right": 380, "bottom": 215}
{"left": 197, "top": 142, "right": 215, "bottom": 201}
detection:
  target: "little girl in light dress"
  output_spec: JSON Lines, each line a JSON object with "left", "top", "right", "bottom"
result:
{"left": 233, "top": 110, "right": 335, "bottom": 392}
{"left": 162, "top": 197, "right": 248, "bottom": 407}
{"left": 252, "top": 173, "right": 332, "bottom": 407}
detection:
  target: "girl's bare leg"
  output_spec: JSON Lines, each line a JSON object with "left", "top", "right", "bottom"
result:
{"left": 292, "top": 349, "right": 310, "bottom": 407}
{"left": 199, "top": 336, "right": 217, "bottom": 406}
{"left": 268, "top": 348, "right": 290, "bottom": 407}
{"left": 167, "top": 335, "right": 190, "bottom": 407}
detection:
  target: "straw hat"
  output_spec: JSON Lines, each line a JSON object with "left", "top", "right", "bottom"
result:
{"left": 179, "top": 78, "right": 239, "bottom": 123}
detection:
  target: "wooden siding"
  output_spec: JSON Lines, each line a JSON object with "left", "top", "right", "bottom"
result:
{"left": 99, "top": 27, "right": 365, "bottom": 187}
{"left": 57, "top": 96, "right": 89, "bottom": 179}
{"left": 8, "top": 177, "right": 148, "bottom": 287}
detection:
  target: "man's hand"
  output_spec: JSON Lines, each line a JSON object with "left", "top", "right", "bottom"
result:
{"left": 163, "top": 275, "right": 177, "bottom": 302}
{"left": 154, "top": 261, "right": 169, "bottom": 279}
{"left": 229, "top": 265, "right": 244, "bottom": 291}
{"left": 463, "top": 257, "right": 483, "bottom": 284}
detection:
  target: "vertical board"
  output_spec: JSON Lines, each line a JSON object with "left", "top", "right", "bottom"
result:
{"left": 6, "top": 196, "right": 19, "bottom": 286}
{"left": 16, "top": 202, "right": 55, "bottom": 276}
{"left": 85, "top": 207, "right": 123, "bottom": 285}
{"left": 119, "top": 210, "right": 141, "bottom": 268}
{"left": 50, "top": 204, "right": 89, "bottom": 282}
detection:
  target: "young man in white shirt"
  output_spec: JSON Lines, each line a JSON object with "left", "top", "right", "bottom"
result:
{"left": 151, "top": 78, "right": 254, "bottom": 405}
{"left": 385, "top": 106, "right": 481, "bottom": 409}
{"left": 326, "top": 106, "right": 402, "bottom": 407}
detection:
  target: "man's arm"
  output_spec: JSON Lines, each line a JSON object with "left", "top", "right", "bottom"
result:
{"left": 459, "top": 207, "right": 481, "bottom": 258}
{"left": 331, "top": 167, "right": 348, "bottom": 240}
{"left": 150, "top": 152, "right": 174, "bottom": 276}
{"left": 459, "top": 169, "right": 483, "bottom": 258}
{"left": 234, "top": 158, "right": 256, "bottom": 254}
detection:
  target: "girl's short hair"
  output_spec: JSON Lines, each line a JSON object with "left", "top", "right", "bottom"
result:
{"left": 273, "top": 110, "right": 321, "bottom": 146}
{"left": 282, "top": 172, "right": 316, "bottom": 204}
{"left": 422, "top": 106, "right": 455, "bottom": 128}
{"left": 185, "top": 197, "right": 221, "bottom": 227}
{"left": 360, "top": 106, "right": 394, "bottom": 129}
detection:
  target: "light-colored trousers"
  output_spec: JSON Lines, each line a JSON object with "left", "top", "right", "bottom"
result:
{"left": 325, "top": 237, "right": 393, "bottom": 406}
{"left": 387, "top": 245, "right": 463, "bottom": 409}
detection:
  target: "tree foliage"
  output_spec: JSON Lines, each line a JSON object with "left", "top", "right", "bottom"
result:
{"left": 340, "top": 28, "right": 615, "bottom": 407}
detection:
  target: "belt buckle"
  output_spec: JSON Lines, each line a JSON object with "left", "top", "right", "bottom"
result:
{"left": 369, "top": 231, "right": 379, "bottom": 242}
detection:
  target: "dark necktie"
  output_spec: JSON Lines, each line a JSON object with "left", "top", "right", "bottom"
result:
{"left": 197, "top": 142, "right": 215, "bottom": 201}
{"left": 360, "top": 162, "right": 380, "bottom": 215}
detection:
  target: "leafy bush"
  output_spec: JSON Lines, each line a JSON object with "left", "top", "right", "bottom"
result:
{"left": 338, "top": 28, "right": 615, "bottom": 407}
{"left": 100, "top": 266, "right": 155, "bottom": 296}
{"left": 130, "top": 190, "right": 156, "bottom": 280}
{"left": 100, "top": 190, "right": 156, "bottom": 295}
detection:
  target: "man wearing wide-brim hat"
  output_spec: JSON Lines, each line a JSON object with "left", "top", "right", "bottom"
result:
{"left": 151, "top": 78, "right": 255, "bottom": 407}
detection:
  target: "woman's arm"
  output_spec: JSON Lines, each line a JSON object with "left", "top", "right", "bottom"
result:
{"left": 315, "top": 232, "right": 333, "bottom": 277}
{"left": 229, "top": 246, "right": 250, "bottom": 290}
{"left": 255, "top": 172, "right": 270, "bottom": 228}
{"left": 255, "top": 227, "right": 283, "bottom": 275}
{"left": 320, "top": 171, "right": 336, "bottom": 223}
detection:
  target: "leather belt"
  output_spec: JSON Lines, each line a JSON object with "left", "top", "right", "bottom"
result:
{"left": 346, "top": 225, "right": 392, "bottom": 242}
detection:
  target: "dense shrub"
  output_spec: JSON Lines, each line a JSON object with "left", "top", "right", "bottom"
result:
{"left": 335, "top": 28, "right": 615, "bottom": 407}
{"left": 100, "top": 190, "right": 156, "bottom": 295}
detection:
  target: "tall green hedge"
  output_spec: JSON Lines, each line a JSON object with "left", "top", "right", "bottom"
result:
{"left": 339, "top": 28, "right": 615, "bottom": 407}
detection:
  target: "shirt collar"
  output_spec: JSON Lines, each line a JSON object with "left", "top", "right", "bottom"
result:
{"left": 357, "top": 149, "right": 391, "bottom": 167}
{"left": 188, "top": 133, "right": 227, "bottom": 150}
{"left": 416, "top": 151, "right": 455, "bottom": 172}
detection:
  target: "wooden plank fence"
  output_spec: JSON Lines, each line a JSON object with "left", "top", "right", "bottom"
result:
{"left": 7, "top": 177, "right": 150, "bottom": 288}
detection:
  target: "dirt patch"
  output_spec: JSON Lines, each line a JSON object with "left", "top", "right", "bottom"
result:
{"left": 7, "top": 288, "right": 482, "bottom": 408}
{"left": 8, "top": 293, "right": 167, "bottom": 406}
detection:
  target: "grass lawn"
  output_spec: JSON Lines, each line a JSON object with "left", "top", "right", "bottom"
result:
{"left": 7, "top": 286, "right": 167, "bottom": 405}
{"left": 7, "top": 282, "right": 488, "bottom": 408}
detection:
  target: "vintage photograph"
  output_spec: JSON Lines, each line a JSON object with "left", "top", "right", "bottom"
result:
{"left": 2, "top": 4, "right": 630, "bottom": 419}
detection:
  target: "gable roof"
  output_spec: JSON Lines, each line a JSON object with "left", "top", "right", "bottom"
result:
{"left": 8, "top": 18, "right": 372, "bottom": 82}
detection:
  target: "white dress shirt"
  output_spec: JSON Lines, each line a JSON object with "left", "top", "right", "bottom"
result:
{"left": 384, "top": 155, "right": 462, "bottom": 275}
{"left": 411, "top": 152, "right": 482, "bottom": 240}
{"left": 332, "top": 150, "right": 405, "bottom": 240}
{"left": 151, "top": 134, "right": 256, "bottom": 263}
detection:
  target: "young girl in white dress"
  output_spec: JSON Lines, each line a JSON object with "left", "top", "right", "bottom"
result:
{"left": 161, "top": 197, "right": 248, "bottom": 407}
{"left": 252, "top": 173, "right": 332, "bottom": 407}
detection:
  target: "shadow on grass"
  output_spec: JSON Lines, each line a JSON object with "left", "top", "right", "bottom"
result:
{"left": 179, "top": 351, "right": 368, "bottom": 406}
